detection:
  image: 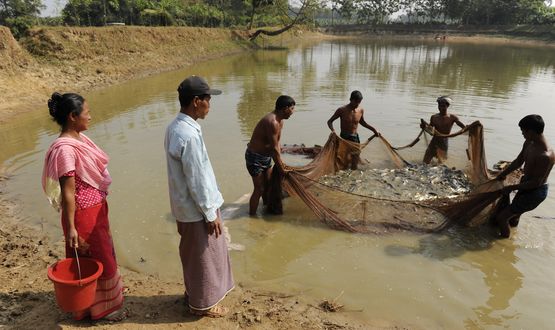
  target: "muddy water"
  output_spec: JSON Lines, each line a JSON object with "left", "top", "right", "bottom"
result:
{"left": 2, "top": 38, "right": 555, "bottom": 328}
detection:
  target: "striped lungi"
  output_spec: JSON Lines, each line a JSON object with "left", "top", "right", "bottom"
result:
{"left": 177, "top": 219, "right": 234, "bottom": 310}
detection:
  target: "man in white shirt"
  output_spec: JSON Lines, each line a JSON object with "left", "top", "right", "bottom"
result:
{"left": 164, "top": 75, "right": 234, "bottom": 317}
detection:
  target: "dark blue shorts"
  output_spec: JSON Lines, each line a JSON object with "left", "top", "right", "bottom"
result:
{"left": 340, "top": 132, "right": 360, "bottom": 143}
{"left": 510, "top": 184, "right": 548, "bottom": 214}
{"left": 245, "top": 149, "right": 272, "bottom": 177}
{"left": 430, "top": 136, "right": 448, "bottom": 150}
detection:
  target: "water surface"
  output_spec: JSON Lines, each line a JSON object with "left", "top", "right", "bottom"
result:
{"left": 2, "top": 37, "right": 555, "bottom": 329}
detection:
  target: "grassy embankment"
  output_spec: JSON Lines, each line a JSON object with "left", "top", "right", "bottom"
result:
{"left": 0, "top": 25, "right": 316, "bottom": 122}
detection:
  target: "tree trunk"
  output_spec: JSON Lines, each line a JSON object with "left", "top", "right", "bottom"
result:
{"left": 249, "top": 23, "right": 295, "bottom": 40}
{"left": 248, "top": 5, "right": 256, "bottom": 30}
{"left": 249, "top": 0, "right": 309, "bottom": 41}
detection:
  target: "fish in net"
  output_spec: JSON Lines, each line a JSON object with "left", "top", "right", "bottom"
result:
{"left": 268, "top": 121, "right": 520, "bottom": 234}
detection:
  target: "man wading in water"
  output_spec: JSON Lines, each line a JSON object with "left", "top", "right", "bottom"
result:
{"left": 493, "top": 114, "right": 554, "bottom": 238}
{"left": 422, "top": 96, "right": 466, "bottom": 164}
{"left": 327, "top": 90, "right": 381, "bottom": 170}
{"left": 245, "top": 95, "right": 296, "bottom": 216}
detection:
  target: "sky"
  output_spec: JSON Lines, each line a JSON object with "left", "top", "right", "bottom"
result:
{"left": 41, "top": 0, "right": 65, "bottom": 17}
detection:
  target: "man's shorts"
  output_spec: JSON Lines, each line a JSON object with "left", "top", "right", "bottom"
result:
{"left": 430, "top": 136, "right": 448, "bottom": 151}
{"left": 245, "top": 148, "right": 272, "bottom": 177}
{"left": 340, "top": 132, "right": 360, "bottom": 143}
{"left": 510, "top": 184, "right": 548, "bottom": 214}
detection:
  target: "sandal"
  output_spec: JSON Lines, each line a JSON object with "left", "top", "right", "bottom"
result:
{"left": 104, "top": 308, "right": 128, "bottom": 322}
{"left": 189, "top": 305, "right": 229, "bottom": 318}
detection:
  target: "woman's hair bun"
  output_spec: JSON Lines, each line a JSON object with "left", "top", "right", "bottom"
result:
{"left": 47, "top": 92, "right": 85, "bottom": 127}
{"left": 48, "top": 92, "right": 63, "bottom": 117}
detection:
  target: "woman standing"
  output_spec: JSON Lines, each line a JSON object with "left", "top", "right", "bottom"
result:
{"left": 42, "top": 92, "right": 125, "bottom": 321}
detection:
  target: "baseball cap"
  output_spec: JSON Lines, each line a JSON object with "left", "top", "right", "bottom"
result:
{"left": 177, "top": 75, "right": 222, "bottom": 98}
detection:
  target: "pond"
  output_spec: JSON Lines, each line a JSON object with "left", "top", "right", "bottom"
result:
{"left": 1, "top": 37, "right": 554, "bottom": 328}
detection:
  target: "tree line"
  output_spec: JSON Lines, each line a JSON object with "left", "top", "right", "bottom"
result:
{"left": 1, "top": 0, "right": 554, "bottom": 39}
{"left": 325, "top": 0, "right": 555, "bottom": 25}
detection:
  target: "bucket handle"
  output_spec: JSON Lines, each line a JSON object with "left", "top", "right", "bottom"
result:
{"left": 74, "top": 247, "right": 82, "bottom": 286}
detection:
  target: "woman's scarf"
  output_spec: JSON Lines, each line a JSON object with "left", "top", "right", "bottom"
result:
{"left": 42, "top": 133, "right": 112, "bottom": 210}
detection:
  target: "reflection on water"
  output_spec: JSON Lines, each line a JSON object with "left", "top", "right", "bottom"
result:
{"left": 1, "top": 38, "right": 555, "bottom": 329}
{"left": 391, "top": 228, "right": 523, "bottom": 328}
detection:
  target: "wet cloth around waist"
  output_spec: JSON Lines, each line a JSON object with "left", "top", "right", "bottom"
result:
{"left": 340, "top": 132, "right": 360, "bottom": 143}
{"left": 510, "top": 183, "right": 548, "bottom": 214}
{"left": 245, "top": 148, "right": 272, "bottom": 176}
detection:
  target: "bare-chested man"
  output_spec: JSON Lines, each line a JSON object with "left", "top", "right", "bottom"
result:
{"left": 422, "top": 96, "right": 466, "bottom": 164}
{"left": 327, "top": 91, "right": 380, "bottom": 169}
{"left": 245, "top": 95, "right": 295, "bottom": 216}
{"left": 327, "top": 91, "right": 380, "bottom": 143}
{"left": 493, "top": 114, "right": 554, "bottom": 238}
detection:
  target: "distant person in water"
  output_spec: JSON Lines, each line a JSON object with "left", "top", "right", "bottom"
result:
{"left": 493, "top": 115, "right": 554, "bottom": 239}
{"left": 421, "top": 96, "right": 466, "bottom": 164}
{"left": 246, "top": 95, "right": 295, "bottom": 216}
{"left": 327, "top": 90, "right": 380, "bottom": 169}
{"left": 42, "top": 92, "right": 125, "bottom": 321}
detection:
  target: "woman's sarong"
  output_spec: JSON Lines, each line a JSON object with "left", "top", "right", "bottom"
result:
{"left": 62, "top": 201, "right": 124, "bottom": 320}
{"left": 177, "top": 220, "right": 234, "bottom": 310}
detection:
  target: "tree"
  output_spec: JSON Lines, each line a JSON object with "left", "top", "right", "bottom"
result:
{"left": 0, "top": 0, "right": 44, "bottom": 38}
{"left": 0, "top": 0, "right": 43, "bottom": 22}
{"left": 248, "top": 0, "right": 318, "bottom": 40}
{"left": 247, "top": 0, "right": 275, "bottom": 29}
{"left": 441, "top": 0, "right": 549, "bottom": 25}
{"left": 327, "top": 0, "right": 356, "bottom": 23}
{"left": 355, "top": 0, "right": 401, "bottom": 24}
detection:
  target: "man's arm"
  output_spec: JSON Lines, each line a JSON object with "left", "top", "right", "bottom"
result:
{"left": 359, "top": 111, "right": 380, "bottom": 136}
{"left": 453, "top": 114, "right": 466, "bottom": 129}
{"left": 505, "top": 154, "right": 551, "bottom": 191}
{"left": 421, "top": 115, "right": 435, "bottom": 130}
{"left": 327, "top": 109, "right": 341, "bottom": 132}
{"left": 270, "top": 120, "right": 286, "bottom": 171}
{"left": 496, "top": 142, "right": 527, "bottom": 180}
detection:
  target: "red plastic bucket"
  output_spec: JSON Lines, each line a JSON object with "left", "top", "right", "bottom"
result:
{"left": 47, "top": 258, "right": 103, "bottom": 312}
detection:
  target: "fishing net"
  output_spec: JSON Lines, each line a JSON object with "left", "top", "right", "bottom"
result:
{"left": 269, "top": 120, "right": 520, "bottom": 234}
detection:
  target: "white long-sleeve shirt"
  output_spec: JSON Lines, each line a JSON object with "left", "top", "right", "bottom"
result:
{"left": 164, "top": 113, "right": 223, "bottom": 222}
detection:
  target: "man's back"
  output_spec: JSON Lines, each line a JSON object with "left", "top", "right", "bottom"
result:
{"left": 337, "top": 105, "right": 364, "bottom": 134}
{"left": 522, "top": 140, "right": 555, "bottom": 185}
{"left": 248, "top": 112, "right": 282, "bottom": 156}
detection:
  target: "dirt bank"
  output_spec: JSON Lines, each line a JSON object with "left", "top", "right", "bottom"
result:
{"left": 0, "top": 25, "right": 323, "bottom": 123}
